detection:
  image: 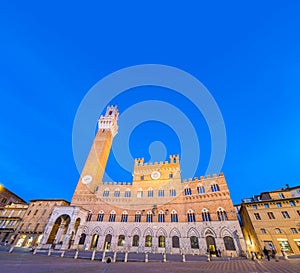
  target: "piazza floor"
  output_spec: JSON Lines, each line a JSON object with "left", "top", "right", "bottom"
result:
{"left": 0, "top": 251, "right": 300, "bottom": 273}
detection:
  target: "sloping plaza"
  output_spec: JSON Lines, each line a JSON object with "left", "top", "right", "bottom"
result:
{"left": 0, "top": 248, "right": 299, "bottom": 273}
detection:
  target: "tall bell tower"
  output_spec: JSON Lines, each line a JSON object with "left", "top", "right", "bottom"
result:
{"left": 71, "top": 105, "right": 119, "bottom": 205}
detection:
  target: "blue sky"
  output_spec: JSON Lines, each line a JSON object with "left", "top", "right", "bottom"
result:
{"left": 0, "top": 1, "right": 299, "bottom": 204}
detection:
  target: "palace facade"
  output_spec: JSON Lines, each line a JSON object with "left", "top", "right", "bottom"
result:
{"left": 38, "top": 106, "right": 246, "bottom": 256}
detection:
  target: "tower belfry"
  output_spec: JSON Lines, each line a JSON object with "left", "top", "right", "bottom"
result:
{"left": 71, "top": 105, "right": 119, "bottom": 205}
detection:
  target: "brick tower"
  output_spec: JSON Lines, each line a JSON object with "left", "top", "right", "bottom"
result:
{"left": 71, "top": 105, "right": 119, "bottom": 205}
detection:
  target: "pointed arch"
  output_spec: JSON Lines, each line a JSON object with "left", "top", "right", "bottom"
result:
{"left": 187, "top": 227, "right": 200, "bottom": 238}
{"left": 104, "top": 226, "right": 114, "bottom": 236}
{"left": 156, "top": 227, "right": 167, "bottom": 237}
{"left": 82, "top": 226, "right": 89, "bottom": 234}
{"left": 143, "top": 227, "right": 154, "bottom": 237}
{"left": 91, "top": 226, "right": 102, "bottom": 235}
{"left": 131, "top": 227, "right": 141, "bottom": 237}
{"left": 202, "top": 227, "right": 216, "bottom": 238}
{"left": 169, "top": 227, "right": 181, "bottom": 238}
{"left": 219, "top": 226, "right": 233, "bottom": 238}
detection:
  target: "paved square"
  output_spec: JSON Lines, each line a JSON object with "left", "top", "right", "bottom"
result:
{"left": 1, "top": 252, "right": 300, "bottom": 273}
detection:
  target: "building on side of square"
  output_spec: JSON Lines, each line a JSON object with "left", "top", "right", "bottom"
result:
{"left": 237, "top": 185, "right": 300, "bottom": 257}
{"left": 13, "top": 199, "right": 69, "bottom": 247}
{"left": 0, "top": 202, "right": 28, "bottom": 244}
{"left": 38, "top": 106, "right": 246, "bottom": 256}
{"left": 0, "top": 184, "right": 26, "bottom": 208}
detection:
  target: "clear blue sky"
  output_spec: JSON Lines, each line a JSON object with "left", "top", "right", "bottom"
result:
{"left": 0, "top": 1, "right": 299, "bottom": 204}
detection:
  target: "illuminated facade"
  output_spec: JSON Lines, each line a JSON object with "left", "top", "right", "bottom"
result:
{"left": 238, "top": 186, "right": 300, "bottom": 256}
{"left": 38, "top": 106, "right": 246, "bottom": 256}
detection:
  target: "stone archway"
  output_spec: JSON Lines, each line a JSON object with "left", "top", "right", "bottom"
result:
{"left": 206, "top": 236, "right": 217, "bottom": 256}
{"left": 46, "top": 214, "right": 71, "bottom": 247}
{"left": 103, "top": 234, "right": 112, "bottom": 250}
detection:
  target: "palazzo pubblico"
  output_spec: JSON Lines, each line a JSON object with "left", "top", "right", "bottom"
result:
{"left": 37, "top": 106, "right": 246, "bottom": 256}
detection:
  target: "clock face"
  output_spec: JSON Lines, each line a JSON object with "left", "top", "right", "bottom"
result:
{"left": 151, "top": 171, "right": 161, "bottom": 180}
{"left": 81, "top": 175, "right": 93, "bottom": 184}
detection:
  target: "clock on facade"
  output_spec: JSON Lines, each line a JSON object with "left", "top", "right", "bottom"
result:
{"left": 81, "top": 175, "right": 93, "bottom": 184}
{"left": 151, "top": 171, "right": 161, "bottom": 180}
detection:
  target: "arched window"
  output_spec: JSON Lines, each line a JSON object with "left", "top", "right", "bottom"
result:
{"left": 158, "top": 210, "right": 165, "bottom": 222}
{"left": 187, "top": 209, "right": 196, "bottom": 222}
{"left": 217, "top": 207, "right": 228, "bottom": 221}
{"left": 78, "top": 233, "right": 86, "bottom": 245}
{"left": 117, "top": 235, "right": 125, "bottom": 246}
{"left": 137, "top": 188, "right": 143, "bottom": 198}
{"left": 86, "top": 212, "right": 92, "bottom": 221}
{"left": 158, "top": 188, "right": 164, "bottom": 197}
{"left": 124, "top": 188, "right": 131, "bottom": 198}
{"left": 184, "top": 187, "right": 192, "bottom": 196}
{"left": 103, "top": 188, "right": 109, "bottom": 197}
{"left": 145, "top": 235, "right": 152, "bottom": 247}
{"left": 97, "top": 210, "right": 104, "bottom": 221}
{"left": 170, "top": 187, "right": 176, "bottom": 197}
{"left": 158, "top": 235, "right": 165, "bottom": 248}
{"left": 190, "top": 236, "right": 199, "bottom": 249}
{"left": 146, "top": 211, "right": 153, "bottom": 222}
{"left": 148, "top": 188, "right": 154, "bottom": 197}
{"left": 211, "top": 184, "right": 220, "bottom": 192}
{"left": 202, "top": 208, "right": 211, "bottom": 222}
{"left": 197, "top": 185, "right": 205, "bottom": 194}
{"left": 172, "top": 236, "right": 180, "bottom": 248}
{"left": 109, "top": 210, "right": 116, "bottom": 222}
{"left": 135, "top": 211, "right": 141, "bottom": 222}
{"left": 114, "top": 189, "right": 120, "bottom": 198}
{"left": 224, "top": 236, "right": 236, "bottom": 250}
{"left": 171, "top": 210, "right": 178, "bottom": 222}
{"left": 132, "top": 235, "right": 139, "bottom": 247}
{"left": 121, "top": 211, "right": 128, "bottom": 222}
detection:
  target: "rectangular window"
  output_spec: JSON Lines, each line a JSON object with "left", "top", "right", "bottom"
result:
{"left": 267, "top": 212, "right": 275, "bottom": 219}
{"left": 158, "top": 190, "right": 164, "bottom": 197}
{"left": 158, "top": 214, "right": 165, "bottom": 222}
{"left": 137, "top": 191, "right": 143, "bottom": 198}
{"left": 297, "top": 210, "right": 300, "bottom": 216}
{"left": 125, "top": 191, "right": 131, "bottom": 198}
{"left": 264, "top": 204, "right": 269, "bottom": 208}
{"left": 97, "top": 214, "right": 104, "bottom": 221}
{"left": 121, "top": 214, "right": 128, "bottom": 222}
{"left": 109, "top": 214, "right": 116, "bottom": 222}
{"left": 253, "top": 205, "right": 257, "bottom": 209}
{"left": 282, "top": 211, "right": 290, "bottom": 219}
{"left": 146, "top": 214, "right": 152, "bottom": 222}
{"left": 170, "top": 189, "right": 176, "bottom": 197}
{"left": 254, "top": 213, "right": 261, "bottom": 220}
{"left": 135, "top": 214, "right": 141, "bottom": 222}
{"left": 275, "top": 228, "right": 281, "bottom": 234}
{"left": 276, "top": 203, "right": 282, "bottom": 208}
{"left": 291, "top": 228, "right": 298, "bottom": 234}
{"left": 148, "top": 190, "right": 153, "bottom": 197}
{"left": 279, "top": 193, "right": 285, "bottom": 199}
{"left": 261, "top": 228, "right": 266, "bottom": 234}
{"left": 171, "top": 214, "right": 178, "bottom": 222}
{"left": 86, "top": 214, "right": 92, "bottom": 221}
{"left": 169, "top": 173, "right": 173, "bottom": 178}
{"left": 290, "top": 201, "right": 295, "bottom": 207}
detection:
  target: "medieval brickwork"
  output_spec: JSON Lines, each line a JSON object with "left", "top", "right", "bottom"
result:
{"left": 38, "top": 106, "right": 246, "bottom": 256}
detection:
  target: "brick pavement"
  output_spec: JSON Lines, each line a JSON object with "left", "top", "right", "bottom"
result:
{"left": 0, "top": 252, "right": 299, "bottom": 273}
